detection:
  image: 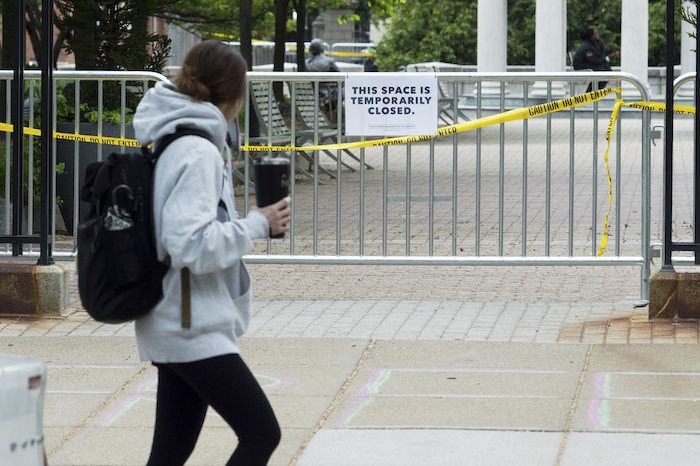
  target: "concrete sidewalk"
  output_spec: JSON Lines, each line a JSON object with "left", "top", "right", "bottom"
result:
{"left": 2, "top": 328, "right": 700, "bottom": 465}
{"left": 2, "top": 114, "right": 699, "bottom": 465}
{"left": 4, "top": 259, "right": 700, "bottom": 466}
{"left": 3, "top": 259, "right": 700, "bottom": 466}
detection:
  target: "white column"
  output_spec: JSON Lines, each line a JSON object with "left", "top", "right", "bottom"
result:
{"left": 678, "top": 1, "right": 696, "bottom": 96}
{"left": 477, "top": 0, "right": 507, "bottom": 94}
{"left": 532, "top": 0, "right": 567, "bottom": 97}
{"left": 621, "top": 0, "right": 649, "bottom": 96}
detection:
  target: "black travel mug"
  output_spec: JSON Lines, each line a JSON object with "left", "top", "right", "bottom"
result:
{"left": 253, "top": 156, "right": 291, "bottom": 238}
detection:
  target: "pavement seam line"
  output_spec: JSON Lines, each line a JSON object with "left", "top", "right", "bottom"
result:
{"left": 46, "top": 362, "right": 152, "bottom": 460}
{"left": 555, "top": 344, "right": 593, "bottom": 466}
{"left": 288, "top": 339, "right": 376, "bottom": 466}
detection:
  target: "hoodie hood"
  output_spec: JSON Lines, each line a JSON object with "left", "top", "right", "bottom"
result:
{"left": 134, "top": 81, "right": 228, "bottom": 153}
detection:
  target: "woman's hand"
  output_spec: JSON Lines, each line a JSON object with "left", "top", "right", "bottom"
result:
{"left": 251, "top": 196, "right": 291, "bottom": 237}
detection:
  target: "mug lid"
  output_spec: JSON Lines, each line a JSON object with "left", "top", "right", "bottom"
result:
{"left": 255, "top": 156, "right": 290, "bottom": 166}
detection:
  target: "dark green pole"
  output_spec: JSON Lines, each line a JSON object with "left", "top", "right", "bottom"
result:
{"left": 661, "top": 0, "right": 676, "bottom": 272}
{"left": 38, "top": 0, "right": 54, "bottom": 265}
{"left": 12, "top": 0, "right": 26, "bottom": 256}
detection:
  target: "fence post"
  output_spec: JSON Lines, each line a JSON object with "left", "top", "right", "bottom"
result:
{"left": 11, "top": 0, "right": 25, "bottom": 256}
{"left": 660, "top": 0, "right": 676, "bottom": 272}
{"left": 38, "top": 0, "right": 54, "bottom": 266}
{"left": 695, "top": 14, "right": 700, "bottom": 265}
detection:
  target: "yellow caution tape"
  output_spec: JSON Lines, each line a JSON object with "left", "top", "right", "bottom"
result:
{"left": 596, "top": 98, "right": 695, "bottom": 255}
{"left": 284, "top": 46, "right": 371, "bottom": 57}
{"left": 621, "top": 101, "right": 696, "bottom": 115}
{"left": 0, "top": 121, "right": 141, "bottom": 147}
{"left": 3, "top": 87, "right": 639, "bottom": 155}
{"left": 210, "top": 32, "right": 237, "bottom": 40}
{"left": 1, "top": 86, "right": 694, "bottom": 257}
{"left": 331, "top": 51, "right": 374, "bottom": 57}
{"left": 597, "top": 99, "right": 622, "bottom": 256}
{"left": 241, "top": 87, "right": 620, "bottom": 152}
{"left": 242, "top": 86, "right": 697, "bottom": 257}
{"left": 53, "top": 132, "right": 141, "bottom": 147}
{"left": 210, "top": 33, "right": 272, "bottom": 44}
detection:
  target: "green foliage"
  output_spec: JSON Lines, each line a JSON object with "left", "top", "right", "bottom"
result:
{"left": 563, "top": 0, "right": 682, "bottom": 66}
{"left": 162, "top": 0, "right": 395, "bottom": 46}
{"left": 375, "top": 0, "right": 478, "bottom": 71}
{"left": 54, "top": 1, "right": 167, "bottom": 119}
{"left": 376, "top": 0, "right": 682, "bottom": 68}
{"left": 508, "top": 0, "right": 536, "bottom": 65}
{"left": 648, "top": 0, "right": 680, "bottom": 66}
{"left": 164, "top": 0, "right": 375, "bottom": 41}
{"left": 83, "top": 108, "right": 134, "bottom": 124}
{"left": 566, "top": 0, "right": 620, "bottom": 66}
{"left": 16, "top": 82, "right": 69, "bottom": 205}
{"left": 338, "top": 0, "right": 405, "bottom": 25}
{"left": 165, "top": 0, "right": 276, "bottom": 40}
{"left": 0, "top": 136, "right": 66, "bottom": 206}
{"left": 676, "top": 0, "right": 696, "bottom": 51}
{"left": 54, "top": 82, "right": 85, "bottom": 123}
{"left": 26, "top": 81, "right": 136, "bottom": 126}
{"left": 55, "top": 0, "right": 172, "bottom": 72}
{"left": 19, "top": 80, "right": 128, "bottom": 207}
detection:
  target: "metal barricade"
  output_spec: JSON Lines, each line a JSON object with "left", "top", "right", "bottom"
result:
{"left": 0, "top": 70, "right": 168, "bottom": 258}
{"left": 243, "top": 71, "right": 652, "bottom": 305}
{"left": 227, "top": 41, "right": 276, "bottom": 67}
{"left": 330, "top": 42, "right": 375, "bottom": 64}
{"left": 0, "top": 69, "right": 655, "bottom": 305}
{"left": 284, "top": 41, "right": 324, "bottom": 64}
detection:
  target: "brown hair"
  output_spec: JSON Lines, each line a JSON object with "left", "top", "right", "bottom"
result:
{"left": 175, "top": 40, "right": 247, "bottom": 106}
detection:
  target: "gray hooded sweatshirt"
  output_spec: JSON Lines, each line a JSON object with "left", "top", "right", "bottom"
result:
{"left": 133, "top": 81, "right": 269, "bottom": 363}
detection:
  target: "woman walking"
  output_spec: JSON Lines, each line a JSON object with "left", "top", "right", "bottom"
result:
{"left": 133, "top": 40, "right": 290, "bottom": 465}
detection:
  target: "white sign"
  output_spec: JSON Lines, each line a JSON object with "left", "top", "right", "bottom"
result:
{"left": 345, "top": 73, "right": 438, "bottom": 136}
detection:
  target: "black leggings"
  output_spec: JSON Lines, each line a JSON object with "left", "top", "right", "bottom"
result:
{"left": 146, "top": 354, "right": 281, "bottom": 466}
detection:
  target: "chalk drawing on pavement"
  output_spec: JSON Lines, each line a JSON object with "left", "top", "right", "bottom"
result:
{"left": 588, "top": 371, "right": 700, "bottom": 434}
{"left": 43, "top": 364, "right": 295, "bottom": 426}
{"left": 336, "top": 367, "right": 566, "bottom": 429}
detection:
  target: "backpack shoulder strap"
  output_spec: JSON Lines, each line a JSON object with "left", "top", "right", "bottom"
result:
{"left": 146, "top": 127, "right": 215, "bottom": 330}
{"left": 144, "top": 127, "right": 215, "bottom": 162}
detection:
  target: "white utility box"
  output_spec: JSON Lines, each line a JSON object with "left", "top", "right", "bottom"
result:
{"left": 0, "top": 354, "right": 47, "bottom": 466}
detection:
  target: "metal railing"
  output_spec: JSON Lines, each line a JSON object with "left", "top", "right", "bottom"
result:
{"left": 330, "top": 42, "right": 375, "bottom": 63}
{"left": 284, "top": 41, "right": 331, "bottom": 64}
{"left": 0, "top": 70, "right": 169, "bottom": 258}
{"left": 227, "top": 41, "right": 335, "bottom": 67}
{"left": 242, "top": 71, "right": 653, "bottom": 305}
{"left": 226, "top": 41, "right": 276, "bottom": 67}
{"left": 0, "top": 69, "right": 655, "bottom": 304}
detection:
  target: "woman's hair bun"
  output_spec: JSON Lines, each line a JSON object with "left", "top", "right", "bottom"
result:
{"left": 175, "top": 40, "right": 248, "bottom": 106}
{"left": 176, "top": 72, "right": 212, "bottom": 102}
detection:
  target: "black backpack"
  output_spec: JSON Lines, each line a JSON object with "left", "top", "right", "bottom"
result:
{"left": 77, "top": 128, "right": 211, "bottom": 326}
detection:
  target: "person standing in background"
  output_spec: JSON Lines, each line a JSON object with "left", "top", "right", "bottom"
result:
{"left": 572, "top": 28, "right": 620, "bottom": 92}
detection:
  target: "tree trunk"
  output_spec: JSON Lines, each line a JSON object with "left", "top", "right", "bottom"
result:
{"left": 296, "top": 0, "right": 306, "bottom": 71}
{"left": 130, "top": 15, "right": 148, "bottom": 70}
{"left": 25, "top": 0, "right": 43, "bottom": 66}
{"left": 240, "top": 0, "right": 253, "bottom": 70}
{"left": 73, "top": 27, "right": 98, "bottom": 70}
{"left": 273, "top": 0, "right": 288, "bottom": 103}
{"left": 1, "top": 0, "right": 13, "bottom": 69}
{"left": 54, "top": 29, "right": 68, "bottom": 67}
